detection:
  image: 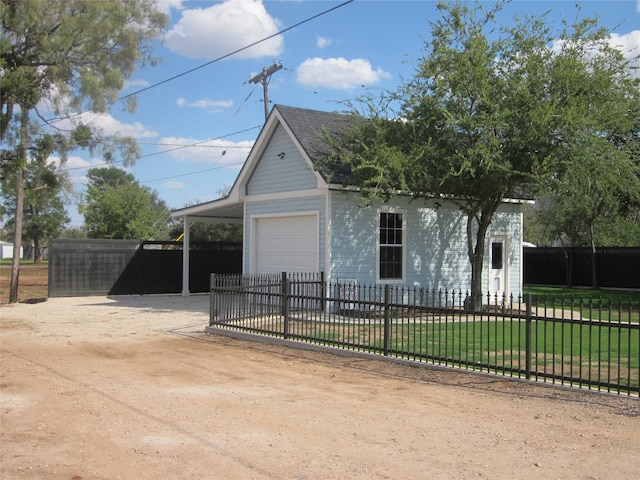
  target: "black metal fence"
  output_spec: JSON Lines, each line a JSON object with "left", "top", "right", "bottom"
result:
{"left": 209, "top": 273, "right": 640, "bottom": 397}
{"left": 524, "top": 246, "right": 640, "bottom": 289}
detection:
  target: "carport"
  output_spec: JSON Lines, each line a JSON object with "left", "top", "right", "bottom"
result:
{"left": 172, "top": 196, "right": 244, "bottom": 296}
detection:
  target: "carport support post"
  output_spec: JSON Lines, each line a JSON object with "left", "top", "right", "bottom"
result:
{"left": 181, "top": 217, "right": 191, "bottom": 296}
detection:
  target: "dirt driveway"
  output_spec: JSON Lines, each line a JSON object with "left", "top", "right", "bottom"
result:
{"left": 1, "top": 295, "right": 639, "bottom": 480}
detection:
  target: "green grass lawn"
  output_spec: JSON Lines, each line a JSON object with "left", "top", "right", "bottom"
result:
{"left": 524, "top": 286, "right": 640, "bottom": 322}
{"left": 524, "top": 285, "right": 640, "bottom": 303}
{"left": 386, "top": 318, "right": 639, "bottom": 388}
{"left": 0, "top": 259, "right": 47, "bottom": 265}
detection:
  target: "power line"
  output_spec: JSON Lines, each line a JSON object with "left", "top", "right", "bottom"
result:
{"left": 58, "top": 125, "right": 260, "bottom": 172}
{"left": 138, "top": 126, "right": 259, "bottom": 159}
{"left": 137, "top": 142, "right": 250, "bottom": 148}
{"left": 140, "top": 161, "right": 245, "bottom": 185}
{"left": 119, "top": 0, "right": 354, "bottom": 100}
{"left": 45, "top": 0, "right": 355, "bottom": 126}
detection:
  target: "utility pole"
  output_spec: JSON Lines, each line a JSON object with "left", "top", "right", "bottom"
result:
{"left": 246, "top": 62, "right": 284, "bottom": 121}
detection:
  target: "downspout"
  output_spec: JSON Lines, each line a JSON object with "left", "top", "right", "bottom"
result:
{"left": 181, "top": 216, "right": 191, "bottom": 296}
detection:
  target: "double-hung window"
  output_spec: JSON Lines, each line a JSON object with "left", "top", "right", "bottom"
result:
{"left": 378, "top": 210, "right": 404, "bottom": 281}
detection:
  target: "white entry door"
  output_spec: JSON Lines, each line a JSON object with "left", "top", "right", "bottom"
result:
{"left": 252, "top": 214, "right": 318, "bottom": 273}
{"left": 489, "top": 235, "right": 507, "bottom": 300}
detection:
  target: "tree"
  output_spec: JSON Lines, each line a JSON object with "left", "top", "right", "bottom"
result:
{"left": 533, "top": 16, "right": 640, "bottom": 285}
{"left": 1, "top": 0, "right": 167, "bottom": 301}
{"left": 328, "top": 0, "right": 640, "bottom": 309}
{"left": 169, "top": 187, "right": 243, "bottom": 242}
{"left": 82, "top": 168, "right": 171, "bottom": 240}
{"left": 168, "top": 215, "right": 242, "bottom": 243}
{"left": 536, "top": 114, "right": 640, "bottom": 252}
{"left": 58, "top": 226, "right": 88, "bottom": 239}
{"left": 1, "top": 157, "right": 71, "bottom": 263}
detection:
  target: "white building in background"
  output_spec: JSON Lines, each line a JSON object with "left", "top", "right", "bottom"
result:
{"left": 0, "top": 241, "right": 23, "bottom": 259}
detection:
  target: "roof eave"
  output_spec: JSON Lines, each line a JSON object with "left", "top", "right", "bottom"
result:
{"left": 327, "top": 184, "right": 534, "bottom": 204}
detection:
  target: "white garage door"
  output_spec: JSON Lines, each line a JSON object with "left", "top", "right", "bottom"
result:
{"left": 253, "top": 215, "right": 318, "bottom": 273}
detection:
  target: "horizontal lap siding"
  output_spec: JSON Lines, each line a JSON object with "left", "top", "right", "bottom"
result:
{"left": 410, "top": 202, "right": 469, "bottom": 291}
{"left": 328, "top": 193, "right": 377, "bottom": 283}
{"left": 329, "top": 192, "right": 524, "bottom": 295}
{"left": 246, "top": 125, "right": 318, "bottom": 195}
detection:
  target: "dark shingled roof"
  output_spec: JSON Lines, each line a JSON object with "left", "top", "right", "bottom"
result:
{"left": 274, "top": 104, "right": 360, "bottom": 184}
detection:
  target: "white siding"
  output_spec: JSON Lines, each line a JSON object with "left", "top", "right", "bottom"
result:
{"left": 327, "top": 193, "right": 378, "bottom": 283}
{"left": 328, "top": 191, "right": 524, "bottom": 296}
{"left": 246, "top": 125, "right": 318, "bottom": 195}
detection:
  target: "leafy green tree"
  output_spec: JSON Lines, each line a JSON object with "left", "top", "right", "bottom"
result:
{"left": 169, "top": 187, "right": 243, "bottom": 242}
{"left": 536, "top": 116, "right": 640, "bottom": 251}
{"left": 168, "top": 218, "right": 242, "bottom": 243}
{"left": 533, "top": 21, "right": 640, "bottom": 284}
{"left": 521, "top": 204, "right": 549, "bottom": 247}
{"left": 328, "top": 0, "right": 639, "bottom": 308}
{"left": 58, "top": 226, "right": 88, "bottom": 239}
{"left": 2, "top": 159, "right": 70, "bottom": 263}
{"left": 0, "top": 0, "right": 167, "bottom": 302}
{"left": 82, "top": 168, "right": 171, "bottom": 240}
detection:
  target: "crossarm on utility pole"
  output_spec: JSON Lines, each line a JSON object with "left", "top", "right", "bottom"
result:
{"left": 247, "top": 62, "right": 284, "bottom": 121}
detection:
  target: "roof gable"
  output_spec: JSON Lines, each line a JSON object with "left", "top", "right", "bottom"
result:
{"left": 245, "top": 122, "right": 319, "bottom": 195}
{"left": 232, "top": 104, "right": 356, "bottom": 196}
{"left": 275, "top": 105, "right": 357, "bottom": 184}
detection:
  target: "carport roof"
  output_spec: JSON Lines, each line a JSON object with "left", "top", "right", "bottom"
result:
{"left": 171, "top": 196, "right": 243, "bottom": 221}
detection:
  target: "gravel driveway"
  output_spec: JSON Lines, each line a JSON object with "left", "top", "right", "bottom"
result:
{"left": 1, "top": 295, "right": 639, "bottom": 479}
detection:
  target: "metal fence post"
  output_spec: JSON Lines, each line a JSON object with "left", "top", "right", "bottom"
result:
{"left": 525, "top": 293, "right": 532, "bottom": 380}
{"left": 320, "top": 271, "right": 326, "bottom": 312}
{"left": 282, "top": 272, "right": 290, "bottom": 339}
{"left": 383, "top": 284, "right": 391, "bottom": 356}
{"left": 209, "top": 273, "right": 216, "bottom": 326}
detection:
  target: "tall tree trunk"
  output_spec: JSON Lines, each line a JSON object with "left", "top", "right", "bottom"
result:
{"left": 466, "top": 201, "right": 499, "bottom": 311}
{"left": 33, "top": 237, "right": 42, "bottom": 264}
{"left": 9, "top": 108, "right": 28, "bottom": 303}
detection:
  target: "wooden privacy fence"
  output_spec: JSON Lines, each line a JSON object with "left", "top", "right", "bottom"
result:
{"left": 209, "top": 273, "right": 640, "bottom": 397}
{"left": 48, "top": 238, "right": 241, "bottom": 297}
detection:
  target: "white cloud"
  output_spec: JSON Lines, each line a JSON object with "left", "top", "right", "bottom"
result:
{"left": 552, "top": 30, "right": 640, "bottom": 78}
{"left": 158, "top": 136, "right": 253, "bottom": 167}
{"left": 165, "top": 0, "right": 282, "bottom": 60}
{"left": 175, "top": 97, "right": 234, "bottom": 110}
{"left": 162, "top": 180, "right": 184, "bottom": 189}
{"left": 55, "top": 155, "right": 108, "bottom": 185}
{"left": 35, "top": 88, "right": 158, "bottom": 139}
{"left": 123, "top": 79, "right": 151, "bottom": 90}
{"left": 608, "top": 30, "right": 640, "bottom": 74}
{"left": 155, "top": 0, "right": 184, "bottom": 14}
{"left": 52, "top": 111, "right": 159, "bottom": 140}
{"left": 87, "top": 114, "right": 159, "bottom": 139}
{"left": 296, "top": 57, "right": 392, "bottom": 90}
{"left": 316, "top": 35, "right": 332, "bottom": 48}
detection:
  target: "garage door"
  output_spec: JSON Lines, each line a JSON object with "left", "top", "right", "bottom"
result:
{"left": 253, "top": 215, "right": 318, "bottom": 273}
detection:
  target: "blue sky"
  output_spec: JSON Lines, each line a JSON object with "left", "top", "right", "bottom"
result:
{"left": 54, "top": 0, "right": 640, "bottom": 227}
